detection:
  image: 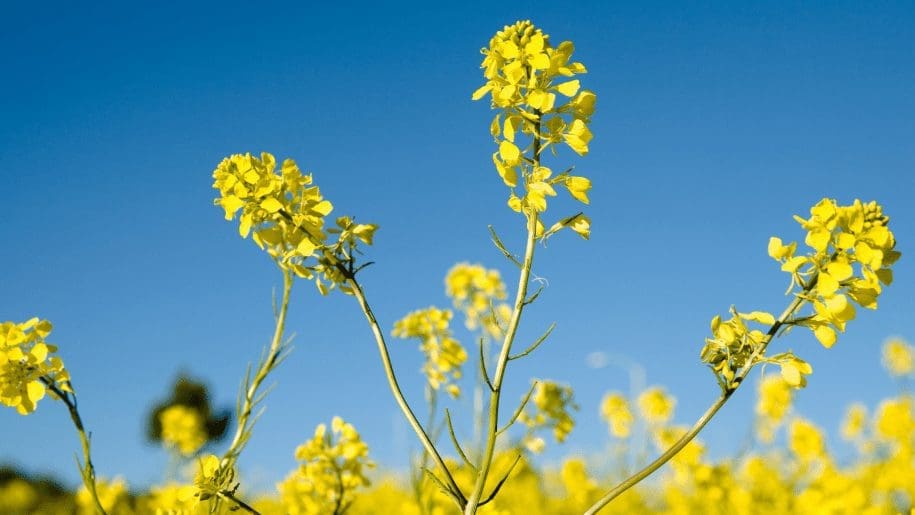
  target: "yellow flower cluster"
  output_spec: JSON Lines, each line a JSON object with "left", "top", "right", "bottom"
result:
{"left": 75, "top": 477, "right": 129, "bottom": 515}
{"left": 519, "top": 380, "right": 577, "bottom": 453}
{"left": 882, "top": 337, "right": 914, "bottom": 377}
{"left": 278, "top": 417, "right": 374, "bottom": 514}
{"left": 473, "top": 20, "right": 593, "bottom": 238}
{"left": 213, "top": 152, "right": 377, "bottom": 294}
{"left": 143, "top": 482, "right": 198, "bottom": 514}
{"left": 700, "top": 308, "right": 808, "bottom": 390}
{"left": 637, "top": 386, "right": 676, "bottom": 425}
{"left": 392, "top": 307, "right": 467, "bottom": 398}
{"left": 159, "top": 405, "right": 207, "bottom": 457}
{"left": 599, "top": 392, "right": 633, "bottom": 438}
{"left": 755, "top": 375, "right": 794, "bottom": 443}
{"left": 194, "top": 454, "right": 236, "bottom": 505}
{"left": 788, "top": 418, "right": 827, "bottom": 462}
{"left": 444, "top": 263, "right": 511, "bottom": 338}
{"left": 0, "top": 318, "right": 70, "bottom": 415}
{"left": 769, "top": 198, "right": 899, "bottom": 348}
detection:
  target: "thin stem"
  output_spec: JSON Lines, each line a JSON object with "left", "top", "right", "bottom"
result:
{"left": 223, "top": 269, "right": 294, "bottom": 466}
{"left": 465, "top": 206, "right": 539, "bottom": 514}
{"left": 465, "top": 113, "right": 542, "bottom": 514}
{"left": 347, "top": 277, "right": 467, "bottom": 508}
{"left": 218, "top": 490, "right": 260, "bottom": 514}
{"left": 41, "top": 379, "right": 107, "bottom": 515}
{"left": 585, "top": 282, "right": 814, "bottom": 514}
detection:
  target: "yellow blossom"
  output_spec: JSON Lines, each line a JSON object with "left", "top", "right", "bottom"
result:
{"left": 840, "top": 403, "right": 867, "bottom": 441}
{"left": 637, "top": 386, "right": 676, "bottom": 425}
{"left": 474, "top": 20, "right": 596, "bottom": 221}
{"left": 0, "top": 318, "right": 70, "bottom": 415}
{"left": 520, "top": 380, "right": 577, "bottom": 452}
{"left": 392, "top": 307, "right": 467, "bottom": 398}
{"left": 159, "top": 405, "right": 207, "bottom": 457}
{"left": 882, "top": 337, "right": 914, "bottom": 376}
{"left": 788, "top": 418, "right": 826, "bottom": 461}
{"left": 599, "top": 392, "right": 633, "bottom": 438}
{"left": 279, "top": 417, "right": 374, "bottom": 514}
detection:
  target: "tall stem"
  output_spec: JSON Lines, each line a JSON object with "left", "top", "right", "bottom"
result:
{"left": 223, "top": 269, "right": 293, "bottom": 463}
{"left": 585, "top": 284, "right": 813, "bottom": 514}
{"left": 347, "top": 277, "right": 466, "bottom": 507}
{"left": 465, "top": 115, "right": 542, "bottom": 514}
{"left": 42, "top": 379, "right": 107, "bottom": 515}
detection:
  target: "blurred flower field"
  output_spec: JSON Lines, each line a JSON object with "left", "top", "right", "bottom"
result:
{"left": 1, "top": 337, "right": 913, "bottom": 514}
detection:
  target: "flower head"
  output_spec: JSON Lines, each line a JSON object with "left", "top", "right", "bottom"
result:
{"left": 392, "top": 307, "right": 467, "bottom": 398}
{"left": 474, "top": 21, "right": 595, "bottom": 236}
{"left": 0, "top": 318, "right": 70, "bottom": 415}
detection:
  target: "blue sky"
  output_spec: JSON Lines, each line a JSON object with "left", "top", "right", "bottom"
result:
{"left": 2, "top": 0, "right": 913, "bottom": 493}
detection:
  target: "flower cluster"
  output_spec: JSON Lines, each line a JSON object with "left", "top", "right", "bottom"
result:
{"left": 473, "top": 20, "right": 593, "bottom": 238}
{"left": 882, "top": 337, "right": 914, "bottom": 377}
{"left": 159, "top": 405, "right": 207, "bottom": 457}
{"left": 637, "top": 386, "right": 676, "bottom": 425}
{"left": 392, "top": 307, "right": 467, "bottom": 398}
{"left": 277, "top": 417, "right": 374, "bottom": 514}
{"left": 444, "top": 263, "right": 510, "bottom": 338}
{"left": 213, "top": 152, "right": 377, "bottom": 295}
{"left": 769, "top": 198, "right": 899, "bottom": 348}
{"left": 519, "top": 380, "right": 577, "bottom": 453}
{"left": 194, "top": 454, "right": 237, "bottom": 504}
{"left": 599, "top": 392, "right": 633, "bottom": 438}
{"left": 0, "top": 318, "right": 70, "bottom": 415}
{"left": 75, "top": 477, "right": 129, "bottom": 515}
{"left": 699, "top": 308, "right": 807, "bottom": 389}
{"left": 755, "top": 375, "right": 794, "bottom": 443}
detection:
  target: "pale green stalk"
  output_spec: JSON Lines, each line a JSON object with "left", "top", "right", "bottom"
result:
{"left": 347, "top": 276, "right": 467, "bottom": 507}
{"left": 218, "top": 268, "right": 294, "bottom": 515}
{"left": 464, "top": 211, "right": 538, "bottom": 514}
{"left": 585, "top": 283, "right": 813, "bottom": 514}
{"left": 42, "top": 379, "right": 107, "bottom": 515}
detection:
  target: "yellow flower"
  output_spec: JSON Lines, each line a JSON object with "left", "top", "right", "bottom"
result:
{"left": 882, "top": 337, "right": 914, "bottom": 376}
{"left": 788, "top": 418, "right": 825, "bottom": 461}
{"left": 474, "top": 20, "right": 596, "bottom": 219}
{"left": 76, "top": 476, "right": 129, "bottom": 515}
{"left": 159, "top": 405, "right": 207, "bottom": 457}
{"left": 444, "top": 263, "right": 510, "bottom": 336}
{"left": 280, "top": 417, "right": 374, "bottom": 514}
{"left": 143, "top": 482, "right": 198, "bottom": 514}
{"left": 756, "top": 375, "right": 793, "bottom": 422}
{"left": 840, "top": 403, "right": 867, "bottom": 441}
{"left": 874, "top": 396, "right": 914, "bottom": 442}
{"left": 213, "top": 153, "right": 378, "bottom": 295}
{"left": 194, "top": 454, "right": 235, "bottom": 503}
{"left": 520, "top": 380, "right": 577, "bottom": 451}
{"left": 773, "top": 199, "right": 900, "bottom": 349}
{"left": 392, "top": 307, "right": 467, "bottom": 398}
{"left": 599, "top": 392, "right": 633, "bottom": 438}
{"left": 0, "top": 318, "right": 70, "bottom": 415}
{"left": 637, "top": 386, "right": 676, "bottom": 425}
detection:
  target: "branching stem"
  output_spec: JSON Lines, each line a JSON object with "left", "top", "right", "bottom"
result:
{"left": 585, "top": 278, "right": 815, "bottom": 513}
{"left": 347, "top": 276, "right": 467, "bottom": 508}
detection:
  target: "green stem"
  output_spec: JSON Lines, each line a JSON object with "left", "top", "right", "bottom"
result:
{"left": 223, "top": 269, "right": 294, "bottom": 465}
{"left": 584, "top": 284, "right": 813, "bottom": 514}
{"left": 218, "top": 490, "right": 260, "bottom": 514}
{"left": 41, "top": 379, "right": 107, "bottom": 515}
{"left": 464, "top": 212, "right": 538, "bottom": 514}
{"left": 347, "top": 277, "right": 466, "bottom": 507}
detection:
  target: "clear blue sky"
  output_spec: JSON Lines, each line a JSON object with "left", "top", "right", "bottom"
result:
{"left": 2, "top": 0, "right": 913, "bottom": 493}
